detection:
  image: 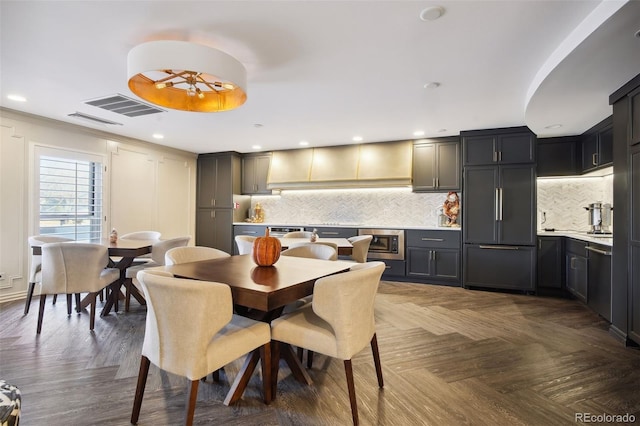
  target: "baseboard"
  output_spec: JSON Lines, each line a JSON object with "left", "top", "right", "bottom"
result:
{"left": 608, "top": 325, "right": 627, "bottom": 344}
{"left": 0, "top": 290, "right": 27, "bottom": 305}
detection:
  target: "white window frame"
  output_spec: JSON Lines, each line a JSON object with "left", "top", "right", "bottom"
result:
{"left": 33, "top": 146, "right": 105, "bottom": 241}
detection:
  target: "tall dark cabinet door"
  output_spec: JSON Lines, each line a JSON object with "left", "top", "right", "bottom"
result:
{"left": 412, "top": 144, "right": 436, "bottom": 190}
{"left": 499, "top": 165, "right": 536, "bottom": 245}
{"left": 463, "top": 166, "right": 499, "bottom": 244}
{"left": 630, "top": 147, "right": 640, "bottom": 343}
{"left": 436, "top": 142, "right": 460, "bottom": 190}
{"left": 498, "top": 133, "right": 535, "bottom": 164}
{"left": 463, "top": 135, "right": 495, "bottom": 165}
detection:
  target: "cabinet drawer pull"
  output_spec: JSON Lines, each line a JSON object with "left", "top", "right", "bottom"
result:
{"left": 495, "top": 188, "right": 500, "bottom": 221}
{"left": 242, "top": 231, "right": 258, "bottom": 234}
{"left": 592, "top": 153, "right": 598, "bottom": 166}
{"left": 385, "top": 265, "right": 392, "bottom": 269}
{"left": 493, "top": 151, "right": 498, "bottom": 162}
{"left": 478, "top": 245, "right": 519, "bottom": 250}
{"left": 321, "top": 232, "right": 340, "bottom": 235}
{"left": 421, "top": 238, "right": 444, "bottom": 242}
{"left": 585, "top": 246, "right": 611, "bottom": 256}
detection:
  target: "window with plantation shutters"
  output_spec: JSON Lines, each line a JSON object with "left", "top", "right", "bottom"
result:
{"left": 35, "top": 147, "right": 104, "bottom": 240}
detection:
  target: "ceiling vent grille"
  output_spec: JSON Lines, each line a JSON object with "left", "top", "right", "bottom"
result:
{"left": 84, "top": 94, "right": 165, "bottom": 117}
{"left": 68, "top": 112, "right": 123, "bottom": 126}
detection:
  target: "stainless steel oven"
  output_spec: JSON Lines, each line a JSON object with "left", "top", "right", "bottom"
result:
{"left": 358, "top": 229, "right": 405, "bottom": 260}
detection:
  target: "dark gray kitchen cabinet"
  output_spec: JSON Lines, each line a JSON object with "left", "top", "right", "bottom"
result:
{"left": 462, "top": 127, "right": 536, "bottom": 292}
{"left": 537, "top": 136, "right": 579, "bottom": 177}
{"left": 197, "top": 153, "right": 240, "bottom": 208}
{"left": 566, "top": 238, "right": 588, "bottom": 303}
{"left": 462, "top": 127, "right": 535, "bottom": 166}
{"left": 463, "top": 244, "right": 535, "bottom": 291}
{"left": 537, "top": 236, "right": 564, "bottom": 289}
{"left": 242, "top": 153, "right": 271, "bottom": 195}
{"left": 196, "top": 208, "right": 234, "bottom": 254}
{"left": 406, "top": 230, "right": 460, "bottom": 285}
{"left": 586, "top": 243, "right": 612, "bottom": 321}
{"left": 196, "top": 152, "right": 241, "bottom": 252}
{"left": 463, "top": 165, "right": 536, "bottom": 246}
{"left": 581, "top": 116, "right": 613, "bottom": 173}
{"left": 379, "top": 259, "right": 406, "bottom": 278}
{"left": 304, "top": 227, "right": 357, "bottom": 239}
{"left": 412, "top": 138, "right": 460, "bottom": 191}
{"left": 629, "top": 145, "right": 640, "bottom": 342}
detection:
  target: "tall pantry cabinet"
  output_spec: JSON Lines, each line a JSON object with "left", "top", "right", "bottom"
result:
{"left": 462, "top": 127, "right": 537, "bottom": 291}
{"left": 196, "top": 152, "right": 241, "bottom": 254}
{"left": 610, "top": 73, "right": 640, "bottom": 346}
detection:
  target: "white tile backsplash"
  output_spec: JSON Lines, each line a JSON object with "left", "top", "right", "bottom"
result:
{"left": 249, "top": 188, "right": 459, "bottom": 227}
{"left": 537, "top": 175, "right": 613, "bottom": 232}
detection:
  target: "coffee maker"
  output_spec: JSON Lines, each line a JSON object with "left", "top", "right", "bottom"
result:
{"left": 584, "top": 202, "right": 612, "bottom": 234}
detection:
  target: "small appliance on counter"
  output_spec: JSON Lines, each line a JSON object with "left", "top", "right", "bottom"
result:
{"left": 584, "top": 202, "right": 612, "bottom": 234}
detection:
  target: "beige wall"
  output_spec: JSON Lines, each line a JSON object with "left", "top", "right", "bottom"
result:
{"left": 0, "top": 109, "right": 197, "bottom": 303}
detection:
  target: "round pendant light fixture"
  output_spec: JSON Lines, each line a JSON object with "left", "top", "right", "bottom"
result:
{"left": 127, "top": 40, "right": 247, "bottom": 113}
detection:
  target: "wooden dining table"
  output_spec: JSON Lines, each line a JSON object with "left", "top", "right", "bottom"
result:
{"left": 277, "top": 237, "right": 353, "bottom": 256}
{"left": 32, "top": 238, "right": 156, "bottom": 316}
{"left": 160, "top": 254, "right": 353, "bottom": 404}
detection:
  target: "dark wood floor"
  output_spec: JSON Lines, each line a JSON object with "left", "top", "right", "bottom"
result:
{"left": 1, "top": 281, "right": 639, "bottom": 425}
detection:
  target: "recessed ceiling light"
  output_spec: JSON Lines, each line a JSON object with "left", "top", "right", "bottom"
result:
{"left": 7, "top": 94, "right": 26, "bottom": 102}
{"left": 353, "top": 136, "right": 363, "bottom": 142}
{"left": 437, "top": 128, "right": 447, "bottom": 133}
{"left": 253, "top": 123, "right": 263, "bottom": 128}
{"left": 419, "top": 6, "right": 445, "bottom": 22}
{"left": 299, "top": 141, "right": 309, "bottom": 146}
{"left": 424, "top": 82, "right": 440, "bottom": 89}
{"left": 252, "top": 145, "right": 262, "bottom": 150}
{"left": 413, "top": 131, "right": 425, "bottom": 137}
{"left": 152, "top": 133, "right": 164, "bottom": 139}
{"left": 545, "top": 124, "right": 563, "bottom": 129}
{"left": 635, "top": 29, "right": 640, "bottom": 38}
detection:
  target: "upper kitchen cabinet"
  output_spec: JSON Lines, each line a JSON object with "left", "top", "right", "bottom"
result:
{"left": 581, "top": 116, "right": 613, "bottom": 173}
{"left": 462, "top": 127, "right": 535, "bottom": 166}
{"left": 242, "top": 153, "right": 271, "bottom": 195}
{"left": 358, "top": 140, "right": 412, "bottom": 184}
{"left": 309, "top": 145, "right": 359, "bottom": 183}
{"left": 197, "top": 153, "right": 241, "bottom": 209}
{"left": 412, "top": 137, "right": 460, "bottom": 192}
{"left": 267, "top": 149, "right": 313, "bottom": 189}
{"left": 537, "top": 136, "right": 580, "bottom": 177}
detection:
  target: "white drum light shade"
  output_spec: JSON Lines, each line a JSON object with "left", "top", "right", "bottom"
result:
{"left": 127, "top": 40, "right": 247, "bottom": 112}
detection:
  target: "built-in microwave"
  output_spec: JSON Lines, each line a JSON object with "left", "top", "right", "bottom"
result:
{"left": 358, "top": 229, "right": 405, "bottom": 260}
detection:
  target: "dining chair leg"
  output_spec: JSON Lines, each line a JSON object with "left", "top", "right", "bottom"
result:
{"left": 66, "top": 294, "right": 73, "bottom": 315}
{"left": 75, "top": 293, "right": 81, "bottom": 313}
{"left": 370, "top": 333, "right": 384, "bottom": 388}
{"left": 307, "top": 350, "right": 314, "bottom": 369}
{"left": 297, "top": 347, "right": 303, "bottom": 362}
{"left": 99, "top": 288, "right": 104, "bottom": 302}
{"left": 89, "top": 293, "right": 97, "bottom": 331}
{"left": 36, "top": 294, "right": 47, "bottom": 334}
{"left": 260, "top": 341, "right": 272, "bottom": 404}
{"left": 271, "top": 341, "right": 280, "bottom": 400}
{"left": 23, "top": 282, "right": 36, "bottom": 315}
{"left": 52, "top": 294, "right": 57, "bottom": 304}
{"left": 131, "top": 355, "right": 150, "bottom": 425}
{"left": 185, "top": 379, "right": 199, "bottom": 426}
{"left": 344, "top": 359, "right": 359, "bottom": 426}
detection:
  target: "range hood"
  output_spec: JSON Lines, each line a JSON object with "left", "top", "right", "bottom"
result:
{"left": 267, "top": 141, "right": 412, "bottom": 189}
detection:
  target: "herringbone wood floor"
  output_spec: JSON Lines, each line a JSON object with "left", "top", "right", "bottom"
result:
{"left": 1, "top": 281, "right": 639, "bottom": 425}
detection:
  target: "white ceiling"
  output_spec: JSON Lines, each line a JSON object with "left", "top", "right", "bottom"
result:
{"left": 1, "top": 1, "right": 639, "bottom": 154}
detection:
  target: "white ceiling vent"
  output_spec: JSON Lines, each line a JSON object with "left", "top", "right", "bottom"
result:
{"left": 68, "top": 112, "right": 123, "bottom": 126}
{"left": 84, "top": 94, "right": 165, "bottom": 117}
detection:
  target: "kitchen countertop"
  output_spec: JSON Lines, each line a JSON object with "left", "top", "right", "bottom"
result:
{"left": 538, "top": 230, "right": 613, "bottom": 247}
{"left": 233, "top": 222, "right": 462, "bottom": 231}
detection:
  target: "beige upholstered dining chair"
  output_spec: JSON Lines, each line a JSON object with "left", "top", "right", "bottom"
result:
{"left": 124, "top": 236, "right": 191, "bottom": 311}
{"left": 281, "top": 243, "right": 338, "bottom": 261}
{"left": 282, "top": 231, "right": 313, "bottom": 238}
{"left": 165, "top": 246, "right": 230, "bottom": 265}
{"left": 234, "top": 235, "right": 256, "bottom": 255}
{"left": 270, "top": 261, "right": 386, "bottom": 425}
{"left": 120, "top": 231, "right": 162, "bottom": 240}
{"left": 37, "top": 243, "right": 120, "bottom": 334}
{"left": 131, "top": 270, "right": 272, "bottom": 426}
{"left": 25, "top": 235, "right": 73, "bottom": 315}
{"left": 347, "top": 235, "right": 373, "bottom": 263}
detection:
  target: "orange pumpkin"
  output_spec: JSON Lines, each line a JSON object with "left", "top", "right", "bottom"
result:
{"left": 252, "top": 228, "right": 281, "bottom": 266}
